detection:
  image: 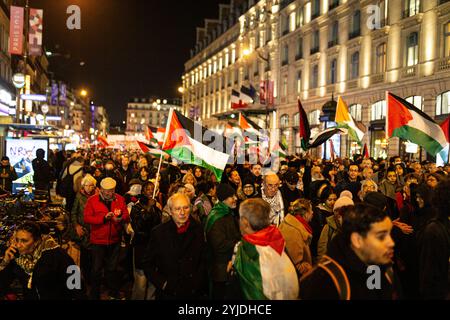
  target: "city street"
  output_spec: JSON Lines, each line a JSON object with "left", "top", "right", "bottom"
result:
{"left": 0, "top": 0, "right": 449, "bottom": 307}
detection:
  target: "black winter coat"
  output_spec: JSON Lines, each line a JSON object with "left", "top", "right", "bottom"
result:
{"left": 300, "top": 234, "right": 400, "bottom": 300}
{"left": 32, "top": 158, "right": 53, "bottom": 190}
{"left": 130, "top": 199, "right": 162, "bottom": 269}
{"left": 142, "top": 219, "right": 208, "bottom": 300}
{"left": 0, "top": 248, "right": 85, "bottom": 300}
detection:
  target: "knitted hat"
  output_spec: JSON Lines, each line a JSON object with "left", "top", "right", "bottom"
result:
{"left": 216, "top": 183, "right": 236, "bottom": 202}
{"left": 333, "top": 196, "right": 354, "bottom": 212}
{"left": 100, "top": 177, "right": 116, "bottom": 190}
{"left": 363, "top": 192, "right": 387, "bottom": 210}
{"left": 339, "top": 190, "right": 353, "bottom": 200}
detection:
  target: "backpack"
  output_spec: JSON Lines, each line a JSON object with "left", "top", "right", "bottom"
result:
{"left": 57, "top": 165, "right": 82, "bottom": 198}
{"left": 317, "top": 255, "right": 394, "bottom": 300}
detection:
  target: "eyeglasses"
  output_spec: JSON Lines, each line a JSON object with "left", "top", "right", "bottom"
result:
{"left": 172, "top": 206, "right": 190, "bottom": 213}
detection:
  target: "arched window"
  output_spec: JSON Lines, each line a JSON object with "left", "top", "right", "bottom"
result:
{"left": 405, "top": 96, "right": 423, "bottom": 111}
{"left": 371, "top": 100, "right": 386, "bottom": 121}
{"left": 349, "top": 104, "right": 363, "bottom": 121}
{"left": 308, "top": 110, "right": 320, "bottom": 125}
{"left": 280, "top": 114, "right": 290, "bottom": 127}
{"left": 436, "top": 91, "right": 450, "bottom": 116}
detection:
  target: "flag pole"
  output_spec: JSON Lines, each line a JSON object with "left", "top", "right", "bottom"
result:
{"left": 153, "top": 108, "right": 173, "bottom": 199}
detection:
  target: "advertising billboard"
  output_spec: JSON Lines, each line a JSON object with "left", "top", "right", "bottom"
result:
{"left": 5, "top": 139, "right": 48, "bottom": 192}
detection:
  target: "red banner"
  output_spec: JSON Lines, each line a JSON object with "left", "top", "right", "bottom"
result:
{"left": 29, "top": 8, "right": 43, "bottom": 56}
{"left": 267, "top": 80, "right": 274, "bottom": 106}
{"left": 9, "top": 6, "right": 24, "bottom": 55}
{"left": 259, "top": 81, "right": 266, "bottom": 105}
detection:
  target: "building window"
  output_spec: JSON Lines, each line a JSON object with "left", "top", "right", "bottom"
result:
{"left": 311, "top": 30, "right": 320, "bottom": 54}
{"left": 436, "top": 91, "right": 450, "bottom": 115}
{"left": 329, "top": 0, "right": 340, "bottom": 11}
{"left": 406, "top": 96, "right": 423, "bottom": 110}
{"left": 312, "top": 65, "right": 319, "bottom": 88}
{"left": 234, "top": 68, "right": 239, "bottom": 84}
{"left": 266, "top": 24, "right": 272, "bottom": 43}
{"left": 289, "top": 11, "right": 296, "bottom": 32}
{"left": 376, "top": 43, "right": 387, "bottom": 74}
{"left": 311, "top": 0, "right": 321, "bottom": 20}
{"left": 403, "top": 0, "right": 420, "bottom": 18}
{"left": 349, "top": 10, "right": 361, "bottom": 39}
{"left": 296, "top": 37, "right": 303, "bottom": 60}
{"left": 371, "top": 100, "right": 386, "bottom": 121}
{"left": 280, "top": 114, "right": 289, "bottom": 127}
{"left": 329, "top": 21, "right": 339, "bottom": 47}
{"left": 406, "top": 32, "right": 419, "bottom": 66}
{"left": 296, "top": 71, "right": 302, "bottom": 94}
{"left": 349, "top": 104, "right": 362, "bottom": 121}
{"left": 254, "top": 60, "right": 259, "bottom": 77}
{"left": 379, "top": 0, "right": 389, "bottom": 26}
{"left": 244, "top": 66, "right": 249, "bottom": 80}
{"left": 350, "top": 52, "right": 360, "bottom": 79}
{"left": 308, "top": 110, "right": 320, "bottom": 125}
{"left": 282, "top": 44, "right": 289, "bottom": 65}
{"left": 445, "top": 22, "right": 450, "bottom": 57}
{"left": 330, "top": 59, "right": 338, "bottom": 84}
{"left": 282, "top": 76, "right": 288, "bottom": 97}
{"left": 282, "top": 14, "right": 289, "bottom": 35}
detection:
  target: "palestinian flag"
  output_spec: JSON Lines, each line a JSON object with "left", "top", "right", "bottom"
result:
{"left": 309, "top": 127, "right": 345, "bottom": 149}
{"left": 97, "top": 135, "right": 109, "bottom": 147}
{"left": 363, "top": 143, "right": 370, "bottom": 158}
{"left": 233, "top": 226, "right": 299, "bottom": 300}
{"left": 298, "top": 99, "right": 310, "bottom": 151}
{"left": 162, "top": 109, "right": 231, "bottom": 180}
{"left": 137, "top": 141, "right": 169, "bottom": 158}
{"left": 387, "top": 92, "right": 448, "bottom": 157}
{"left": 239, "top": 113, "right": 265, "bottom": 139}
{"left": 440, "top": 116, "right": 450, "bottom": 143}
{"left": 335, "top": 96, "right": 365, "bottom": 145}
{"left": 147, "top": 126, "right": 166, "bottom": 146}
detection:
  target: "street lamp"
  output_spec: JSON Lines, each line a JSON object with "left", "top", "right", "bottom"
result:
{"left": 178, "top": 87, "right": 185, "bottom": 94}
{"left": 80, "top": 89, "right": 88, "bottom": 97}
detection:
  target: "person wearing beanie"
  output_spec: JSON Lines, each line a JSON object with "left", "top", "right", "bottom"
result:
{"left": 280, "top": 171, "right": 304, "bottom": 212}
{"left": 204, "top": 183, "right": 241, "bottom": 299}
{"left": 317, "top": 194, "right": 355, "bottom": 262}
{"left": 237, "top": 176, "right": 258, "bottom": 201}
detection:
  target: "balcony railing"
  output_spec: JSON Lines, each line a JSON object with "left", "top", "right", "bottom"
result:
{"left": 437, "top": 57, "right": 450, "bottom": 71}
{"left": 371, "top": 73, "right": 385, "bottom": 84}
{"left": 328, "top": 39, "right": 338, "bottom": 48}
{"left": 402, "top": 65, "right": 418, "bottom": 78}
{"left": 347, "top": 79, "right": 358, "bottom": 90}
{"left": 310, "top": 46, "right": 319, "bottom": 55}
{"left": 349, "top": 29, "right": 361, "bottom": 40}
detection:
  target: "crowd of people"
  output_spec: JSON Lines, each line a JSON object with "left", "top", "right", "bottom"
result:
{"left": 0, "top": 147, "right": 449, "bottom": 300}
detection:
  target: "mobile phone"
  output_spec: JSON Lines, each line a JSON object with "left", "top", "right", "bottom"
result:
{"left": 14, "top": 248, "right": 20, "bottom": 259}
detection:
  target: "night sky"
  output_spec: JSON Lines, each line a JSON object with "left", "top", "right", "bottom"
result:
{"left": 32, "top": 0, "right": 224, "bottom": 124}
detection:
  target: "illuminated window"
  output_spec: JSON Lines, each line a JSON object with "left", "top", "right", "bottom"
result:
{"left": 406, "top": 96, "right": 423, "bottom": 110}
{"left": 404, "top": 0, "right": 420, "bottom": 18}
{"left": 296, "top": 71, "right": 302, "bottom": 94}
{"left": 349, "top": 10, "right": 361, "bottom": 39}
{"left": 371, "top": 100, "right": 386, "bottom": 120}
{"left": 329, "top": 21, "right": 339, "bottom": 47}
{"left": 296, "top": 6, "right": 303, "bottom": 28}
{"left": 376, "top": 43, "right": 387, "bottom": 74}
{"left": 282, "top": 76, "right": 288, "bottom": 97}
{"left": 436, "top": 91, "right": 450, "bottom": 115}
{"left": 349, "top": 104, "right": 362, "bottom": 121}
{"left": 311, "top": 65, "right": 319, "bottom": 88}
{"left": 296, "top": 37, "right": 303, "bottom": 60}
{"left": 311, "top": 0, "right": 321, "bottom": 19}
{"left": 280, "top": 114, "right": 289, "bottom": 127}
{"left": 406, "top": 32, "right": 419, "bottom": 66}
{"left": 308, "top": 110, "right": 320, "bottom": 125}
{"left": 231, "top": 48, "right": 236, "bottom": 63}
{"left": 311, "top": 30, "right": 320, "bottom": 54}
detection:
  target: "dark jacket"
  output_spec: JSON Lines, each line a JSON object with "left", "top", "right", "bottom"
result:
{"left": 83, "top": 194, "right": 130, "bottom": 245}
{"left": 70, "top": 191, "right": 93, "bottom": 248}
{"left": 205, "top": 202, "right": 241, "bottom": 282}
{"left": 130, "top": 197, "right": 162, "bottom": 269}
{"left": 280, "top": 184, "right": 304, "bottom": 211}
{"left": 417, "top": 217, "right": 450, "bottom": 300}
{"left": 335, "top": 177, "right": 362, "bottom": 200}
{"left": 118, "top": 166, "right": 134, "bottom": 193}
{"left": 300, "top": 234, "right": 399, "bottom": 300}
{"left": 142, "top": 219, "right": 208, "bottom": 300}
{"left": 0, "top": 248, "right": 85, "bottom": 300}
{"left": 32, "top": 158, "right": 53, "bottom": 191}
{"left": 310, "top": 205, "right": 333, "bottom": 260}
{"left": 0, "top": 165, "right": 18, "bottom": 192}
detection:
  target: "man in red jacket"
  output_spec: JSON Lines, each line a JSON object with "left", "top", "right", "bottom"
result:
{"left": 84, "top": 177, "right": 130, "bottom": 300}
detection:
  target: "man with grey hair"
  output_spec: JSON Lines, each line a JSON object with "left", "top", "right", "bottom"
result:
{"left": 142, "top": 193, "right": 207, "bottom": 300}
{"left": 260, "top": 172, "right": 285, "bottom": 226}
{"left": 231, "top": 198, "right": 299, "bottom": 300}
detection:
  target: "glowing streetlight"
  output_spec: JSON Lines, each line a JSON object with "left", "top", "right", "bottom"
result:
{"left": 243, "top": 48, "right": 251, "bottom": 57}
{"left": 80, "top": 90, "right": 88, "bottom": 97}
{"left": 178, "top": 87, "right": 185, "bottom": 94}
